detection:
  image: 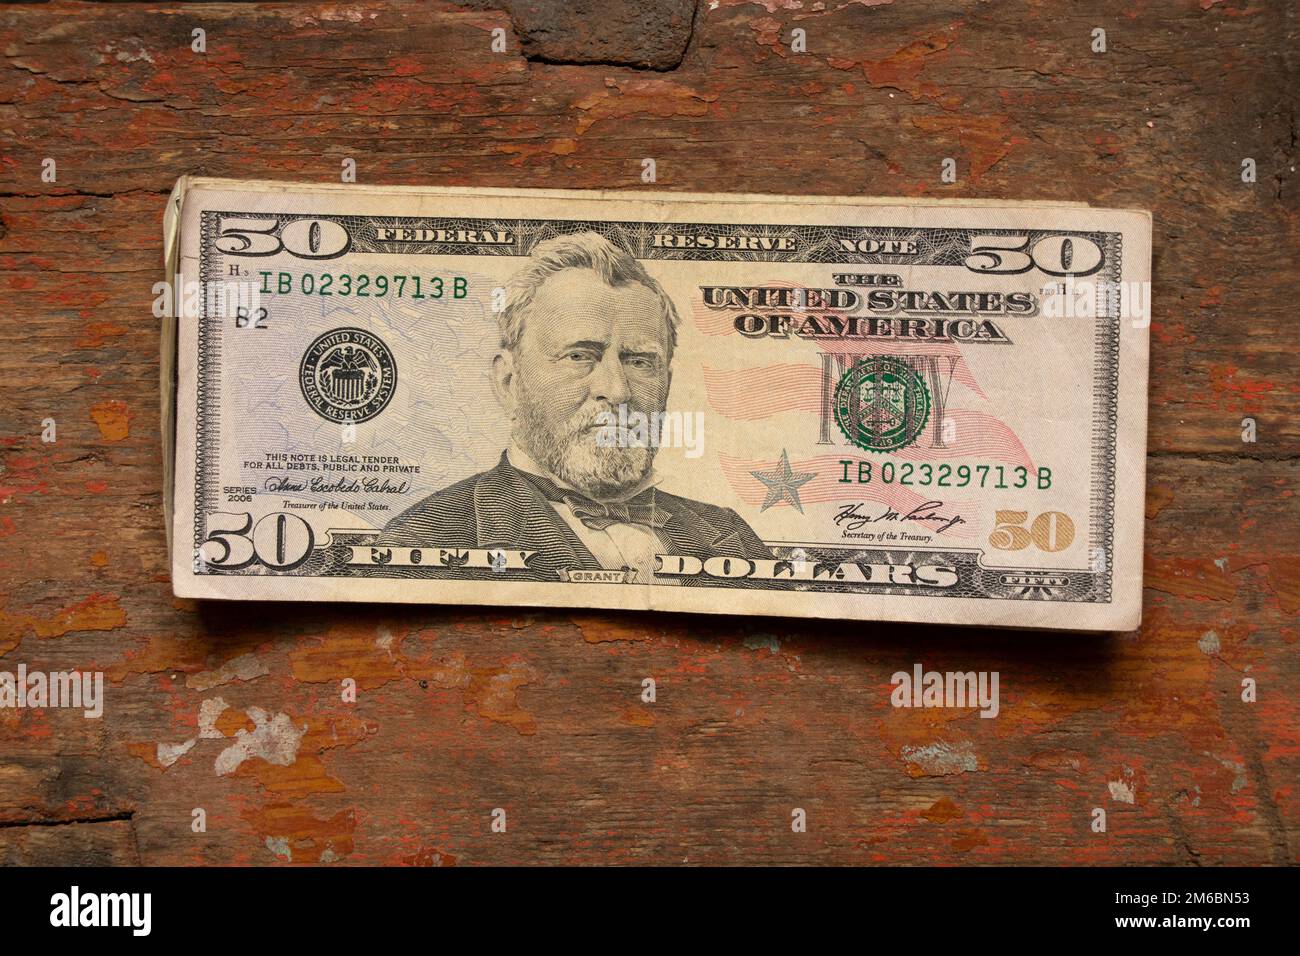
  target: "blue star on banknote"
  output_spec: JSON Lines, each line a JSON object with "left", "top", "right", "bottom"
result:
{"left": 751, "top": 450, "right": 815, "bottom": 513}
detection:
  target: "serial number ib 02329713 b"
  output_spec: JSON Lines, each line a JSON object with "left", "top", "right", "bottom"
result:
{"left": 257, "top": 271, "right": 470, "bottom": 300}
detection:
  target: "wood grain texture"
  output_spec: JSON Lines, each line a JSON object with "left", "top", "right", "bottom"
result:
{"left": 0, "top": 0, "right": 1295, "bottom": 865}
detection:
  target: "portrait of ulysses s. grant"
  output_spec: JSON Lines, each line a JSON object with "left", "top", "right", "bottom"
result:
{"left": 378, "top": 231, "right": 771, "bottom": 584}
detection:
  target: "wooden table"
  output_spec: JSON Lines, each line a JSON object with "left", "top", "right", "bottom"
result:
{"left": 0, "top": 0, "right": 1295, "bottom": 865}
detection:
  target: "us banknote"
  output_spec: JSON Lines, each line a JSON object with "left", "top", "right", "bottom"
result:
{"left": 163, "top": 179, "right": 1151, "bottom": 630}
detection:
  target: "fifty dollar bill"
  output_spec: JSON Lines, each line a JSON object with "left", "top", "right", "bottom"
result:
{"left": 163, "top": 178, "right": 1151, "bottom": 630}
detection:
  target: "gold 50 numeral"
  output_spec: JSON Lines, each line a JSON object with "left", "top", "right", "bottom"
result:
{"left": 988, "top": 510, "right": 1075, "bottom": 552}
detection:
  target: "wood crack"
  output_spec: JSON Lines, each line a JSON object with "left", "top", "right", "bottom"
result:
{"left": 0, "top": 811, "right": 136, "bottom": 830}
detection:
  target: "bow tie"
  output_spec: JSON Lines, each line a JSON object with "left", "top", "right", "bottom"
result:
{"left": 561, "top": 492, "right": 668, "bottom": 531}
{"left": 517, "top": 466, "right": 669, "bottom": 531}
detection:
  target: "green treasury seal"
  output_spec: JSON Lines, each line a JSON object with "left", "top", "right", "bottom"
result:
{"left": 833, "top": 356, "right": 931, "bottom": 453}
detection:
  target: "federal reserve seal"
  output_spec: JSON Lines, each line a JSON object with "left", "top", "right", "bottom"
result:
{"left": 833, "top": 356, "right": 931, "bottom": 452}
{"left": 299, "top": 327, "right": 397, "bottom": 424}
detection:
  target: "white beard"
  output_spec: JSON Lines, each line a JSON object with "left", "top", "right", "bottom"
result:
{"left": 514, "top": 393, "right": 656, "bottom": 500}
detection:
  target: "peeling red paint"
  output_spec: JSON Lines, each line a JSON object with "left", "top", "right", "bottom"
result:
{"left": 572, "top": 78, "right": 717, "bottom": 135}
{"left": 1145, "top": 485, "right": 1175, "bottom": 519}
{"left": 1207, "top": 364, "right": 1283, "bottom": 415}
{"left": 0, "top": 592, "right": 126, "bottom": 654}
{"left": 76, "top": 322, "right": 127, "bottom": 349}
{"left": 242, "top": 803, "right": 356, "bottom": 865}
{"left": 1145, "top": 556, "right": 1238, "bottom": 602}
{"left": 921, "top": 797, "right": 963, "bottom": 823}
{"left": 89, "top": 400, "right": 131, "bottom": 442}
{"left": 910, "top": 114, "right": 1024, "bottom": 182}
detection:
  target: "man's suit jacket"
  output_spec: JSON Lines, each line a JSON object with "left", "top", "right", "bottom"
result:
{"left": 376, "top": 453, "right": 772, "bottom": 582}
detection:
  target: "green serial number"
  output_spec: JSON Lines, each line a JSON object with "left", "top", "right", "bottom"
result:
{"left": 837, "top": 459, "right": 1053, "bottom": 490}
{"left": 259, "top": 271, "right": 468, "bottom": 299}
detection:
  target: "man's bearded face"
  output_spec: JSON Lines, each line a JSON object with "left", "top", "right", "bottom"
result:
{"left": 508, "top": 268, "right": 672, "bottom": 500}
{"left": 515, "top": 387, "right": 654, "bottom": 499}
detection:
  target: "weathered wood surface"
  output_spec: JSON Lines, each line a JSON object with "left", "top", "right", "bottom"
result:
{"left": 0, "top": 0, "right": 1295, "bottom": 865}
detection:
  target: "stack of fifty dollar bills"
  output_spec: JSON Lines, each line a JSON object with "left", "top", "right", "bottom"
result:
{"left": 162, "top": 178, "right": 1151, "bottom": 630}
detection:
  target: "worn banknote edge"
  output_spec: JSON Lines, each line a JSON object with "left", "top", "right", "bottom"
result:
{"left": 165, "top": 180, "right": 1150, "bottom": 631}
{"left": 171, "top": 175, "right": 1093, "bottom": 208}
{"left": 160, "top": 178, "right": 187, "bottom": 560}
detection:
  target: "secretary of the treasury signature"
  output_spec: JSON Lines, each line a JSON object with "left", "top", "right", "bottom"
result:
{"left": 834, "top": 500, "right": 967, "bottom": 535}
